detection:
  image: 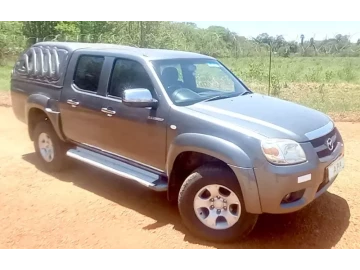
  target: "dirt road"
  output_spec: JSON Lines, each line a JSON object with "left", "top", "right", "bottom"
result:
{"left": 1, "top": 104, "right": 360, "bottom": 248}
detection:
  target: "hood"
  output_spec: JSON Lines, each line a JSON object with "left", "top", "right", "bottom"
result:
{"left": 187, "top": 93, "right": 332, "bottom": 142}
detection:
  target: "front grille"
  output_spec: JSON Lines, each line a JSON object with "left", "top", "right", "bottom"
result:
{"left": 310, "top": 127, "right": 339, "bottom": 159}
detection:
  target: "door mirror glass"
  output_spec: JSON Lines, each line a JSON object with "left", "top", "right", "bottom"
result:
{"left": 122, "top": 88, "right": 158, "bottom": 108}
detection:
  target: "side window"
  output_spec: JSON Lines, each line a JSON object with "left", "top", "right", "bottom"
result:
{"left": 108, "top": 59, "right": 154, "bottom": 98}
{"left": 73, "top": 55, "right": 104, "bottom": 92}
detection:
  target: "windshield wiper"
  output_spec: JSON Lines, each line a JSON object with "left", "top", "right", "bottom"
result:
{"left": 202, "top": 93, "right": 238, "bottom": 102}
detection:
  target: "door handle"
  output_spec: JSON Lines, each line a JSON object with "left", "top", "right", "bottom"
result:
{"left": 67, "top": 99, "right": 79, "bottom": 107}
{"left": 101, "top": 107, "right": 116, "bottom": 116}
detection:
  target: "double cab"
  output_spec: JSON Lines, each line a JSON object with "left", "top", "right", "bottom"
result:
{"left": 10, "top": 42, "right": 345, "bottom": 243}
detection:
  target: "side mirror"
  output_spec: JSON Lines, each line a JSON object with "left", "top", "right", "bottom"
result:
{"left": 122, "top": 88, "right": 158, "bottom": 108}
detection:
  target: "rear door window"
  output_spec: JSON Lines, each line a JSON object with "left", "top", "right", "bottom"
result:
{"left": 73, "top": 55, "right": 104, "bottom": 92}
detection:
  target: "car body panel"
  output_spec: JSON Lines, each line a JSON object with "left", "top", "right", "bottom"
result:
{"left": 187, "top": 93, "right": 332, "bottom": 142}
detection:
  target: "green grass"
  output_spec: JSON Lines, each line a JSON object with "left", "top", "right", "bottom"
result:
{"left": 221, "top": 57, "right": 360, "bottom": 84}
{"left": 0, "top": 62, "right": 12, "bottom": 91}
{"left": 222, "top": 57, "right": 360, "bottom": 117}
{"left": 246, "top": 81, "right": 360, "bottom": 116}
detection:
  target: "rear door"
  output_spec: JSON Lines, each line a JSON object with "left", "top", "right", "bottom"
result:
{"left": 59, "top": 51, "right": 109, "bottom": 147}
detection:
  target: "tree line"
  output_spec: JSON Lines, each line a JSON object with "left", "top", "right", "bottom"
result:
{"left": 1, "top": 21, "right": 360, "bottom": 64}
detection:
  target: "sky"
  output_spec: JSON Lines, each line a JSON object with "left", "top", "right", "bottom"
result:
{"left": 186, "top": 21, "right": 360, "bottom": 42}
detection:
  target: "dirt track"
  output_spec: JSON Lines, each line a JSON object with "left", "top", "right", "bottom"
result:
{"left": 1, "top": 104, "right": 360, "bottom": 248}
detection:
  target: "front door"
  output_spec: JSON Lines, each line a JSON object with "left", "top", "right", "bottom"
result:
{"left": 94, "top": 57, "right": 168, "bottom": 171}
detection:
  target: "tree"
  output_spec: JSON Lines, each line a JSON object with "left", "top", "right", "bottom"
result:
{"left": 273, "top": 35, "right": 286, "bottom": 50}
{"left": 22, "top": 21, "right": 58, "bottom": 42}
{"left": 0, "top": 21, "right": 24, "bottom": 65}
{"left": 255, "top": 33, "right": 274, "bottom": 45}
{"left": 1, "top": 21, "right": 360, "bottom": 61}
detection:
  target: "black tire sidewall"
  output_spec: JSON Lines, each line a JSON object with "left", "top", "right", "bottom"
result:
{"left": 178, "top": 165, "right": 258, "bottom": 243}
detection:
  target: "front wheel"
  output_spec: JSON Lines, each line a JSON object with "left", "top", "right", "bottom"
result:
{"left": 178, "top": 165, "right": 258, "bottom": 243}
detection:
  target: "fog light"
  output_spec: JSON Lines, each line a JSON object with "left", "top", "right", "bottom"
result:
{"left": 281, "top": 189, "right": 305, "bottom": 204}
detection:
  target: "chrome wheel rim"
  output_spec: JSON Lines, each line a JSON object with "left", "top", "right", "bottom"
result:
{"left": 38, "top": 132, "right": 54, "bottom": 162}
{"left": 193, "top": 184, "right": 241, "bottom": 230}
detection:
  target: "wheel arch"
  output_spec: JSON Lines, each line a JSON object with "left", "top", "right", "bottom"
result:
{"left": 26, "top": 94, "right": 66, "bottom": 141}
{"left": 165, "top": 133, "right": 257, "bottom": 210}
{"left": 166, "top": 133, "right": 252, "bottom": 176}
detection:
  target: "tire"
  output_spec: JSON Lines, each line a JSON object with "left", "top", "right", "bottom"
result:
{"left": 178, "top": 164, "right": 258, "bottom": 243}
{"left": 33, "top": 120, "right": 69, "bottom": 172}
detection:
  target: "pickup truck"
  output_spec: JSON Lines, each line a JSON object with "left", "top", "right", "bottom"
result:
{"left": 10, "top": 41, "right": 345, "bottom": 243}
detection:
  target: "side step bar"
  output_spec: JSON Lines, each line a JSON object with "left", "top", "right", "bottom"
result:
{"left": 66, "top": 147, "right": 168, "bottom": 192}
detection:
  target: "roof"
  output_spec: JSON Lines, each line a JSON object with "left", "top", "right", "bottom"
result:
{"left": 33, "top": 41, "right": 214, "bottom": 60}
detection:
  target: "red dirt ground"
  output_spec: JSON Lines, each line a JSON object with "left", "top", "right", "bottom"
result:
{"left": 0, "top": 92, "right": 359, "bottom": 248}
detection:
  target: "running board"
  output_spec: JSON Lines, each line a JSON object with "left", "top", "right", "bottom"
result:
{"left": 66, "top": 147, "right": 167, "bottom": 192}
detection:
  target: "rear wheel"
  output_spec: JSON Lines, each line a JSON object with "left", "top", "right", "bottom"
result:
{"left": 178, "top": 164, "right": 258, "bottom": 243}
{"left": 33, "top": 121, "right": 69, "bottom": 172}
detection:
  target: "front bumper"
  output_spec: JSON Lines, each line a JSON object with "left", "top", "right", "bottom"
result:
{"left": 254, "top": 140, "right": 345, "bottom": 214}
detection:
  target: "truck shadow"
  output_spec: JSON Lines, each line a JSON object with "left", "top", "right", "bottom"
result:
{"left": 22, "top": 152, "right": 350, "bottom": 249}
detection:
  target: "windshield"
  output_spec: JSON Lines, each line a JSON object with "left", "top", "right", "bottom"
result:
{"left": 151, "top": 58, "right": 250, "bottom": 106}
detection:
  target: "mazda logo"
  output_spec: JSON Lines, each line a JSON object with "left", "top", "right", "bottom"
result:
{"left": 326, "top": 138, "right": 334, "bottom": 151}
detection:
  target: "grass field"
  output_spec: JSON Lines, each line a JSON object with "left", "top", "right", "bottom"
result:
{"left": 1, "top": 57, "right": 360, "bottom": 120}
{"left": 225, "top": 57, "right": 360, "bottom": 120}
{"left": 222, "top": 57, "right": 360, "bottom": 84}
{"left": 0, "top": 62, "right": 12, "bottom": 91}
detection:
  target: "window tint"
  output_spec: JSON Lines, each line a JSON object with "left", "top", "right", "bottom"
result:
{"left": 108, "top": 59, "right": 154, "bottom": 98}
{"left": 74, "top": 55, "right": 104, "bottom": 92}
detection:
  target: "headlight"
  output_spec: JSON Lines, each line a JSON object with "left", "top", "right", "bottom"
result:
{"left": 261, "top": 139, "right": 306, "bottom": 165}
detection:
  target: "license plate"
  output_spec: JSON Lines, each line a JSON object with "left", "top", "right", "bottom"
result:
{"left": 327, "top": 155, "right": 345, "bottom": 181}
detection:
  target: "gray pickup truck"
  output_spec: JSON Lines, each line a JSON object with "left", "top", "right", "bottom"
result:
{"left": 10, "top": 42, "right": 345, "bottom": 243}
